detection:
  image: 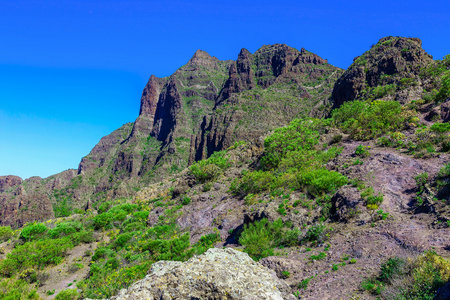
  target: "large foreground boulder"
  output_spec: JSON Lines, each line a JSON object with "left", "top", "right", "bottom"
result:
{"left": 110, "top": 248, "right": 294, "bottom": 300}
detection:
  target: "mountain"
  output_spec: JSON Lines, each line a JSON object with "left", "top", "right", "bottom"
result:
{"left": 1, "top": 36, "right": 450, "bottom": 300}
{"left": 332, "top": 36, "right": 434, "bottom": 108}
{"left": 0, "top": 44, "right": 341, "bottom": 228}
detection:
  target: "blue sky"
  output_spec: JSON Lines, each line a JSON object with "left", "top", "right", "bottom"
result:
{"left": 1, "top": 0, "right": 449, "bottom": 179}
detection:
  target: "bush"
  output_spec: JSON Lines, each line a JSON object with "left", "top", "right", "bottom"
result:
{"left": 414, "top": 172, "right": 428, "bottom": 194}
{"left": 239, "top": 218, "right": 301, "bottom": 261}
{"left": 54, "top": 289, "right": 79, "bottom": 300}
{"left": 181, "top": 196, "right": 191, "bottom": 205}
{"left": 362, "top": 251, "right": 450, "bottom": 299}
{"left": 133, "top": 210, "right": 149, "bottom": 221}
{"left": 304, "top": 224, "right": 326, "bottom": 243}
{"left": 231, "top": 118, "right": 346, "bottom": 198}
{"left": 114, "top": 233, "right": 132, "bottom": 249}
{"left": 19, "top": 223, "right": 47, "bottom": 241}
{"left": 192, "top": 233, "right": 221, "bottom": 255}
{"left": 48, "top": 221, "right": 83, "bottom": 239}
{"left": 431, "top": 122, "right": 450, "bottom": 133}
{"left": 189, "top": 150, "right": 230, "bottom": 182}
{"left": 436, "top": 71, "right": 450, "bottom": 102}
{"left": 379, "top": 257, "right": 406, "bottom": 283}
{"left": 355, "top": 145, "right": 370, "bottom": 157}
{"left": 93, "top": 213, "right": 113, "bottom": 229}
{"left": 332, "top": 100, "right": 414, "bottom": 140}
{"left": 230, "top": 171, "right": 277, "bottom": 195}
{"left": 298, "top": 169, "right": 348, "bottom": 197}
{"left": 0, "top": 226, "right": 13, "bottom": 242}
{"left": 0, "top": 278, "right": 40, "bottom": 299}
{"left": 0, "top": 238, "right": 72, "bottom": 276}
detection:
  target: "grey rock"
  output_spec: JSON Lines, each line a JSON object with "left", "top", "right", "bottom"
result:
{"left": 108, "top": 248, "right": 294, "bottom": 299}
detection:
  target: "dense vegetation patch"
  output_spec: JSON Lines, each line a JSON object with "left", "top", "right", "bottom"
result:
{"left": 362, "top": 251, "right": 450, "bottom": 299}
{"left": 189, "top": 150, "right": 231, "bottom": 182}
{"left": 231, "top": 118, "right": 347, "bottom": 197}
{"left": 0, "top": 198, "right": 220, "bottom": 299}
{"left": 331, "top": 100, "right": 416, "bottom": 140}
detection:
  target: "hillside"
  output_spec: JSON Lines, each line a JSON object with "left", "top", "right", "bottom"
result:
{"left": 0, "top": 44, "right": 340, "bottom": 229}
{"left": 1, "top": 36, "right": 450, "bottom": 299}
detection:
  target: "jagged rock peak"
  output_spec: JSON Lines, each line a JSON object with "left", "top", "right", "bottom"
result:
{"left": 331, "top": 35, "right": 434, "bottom": 108}
{"left": 298, "top": 47, "right": 328, "bottom": 65}
{"left": 139, "top": 74, "right": 163, "bottom": 117}
{"left": 377, "top": 36, "right": 423, "bottom": 48}
{"left": 238, "top": 47, "right": 252, "bottom": 58}
{"left": 187, "top": 49, "right": 219, "bottom": 68}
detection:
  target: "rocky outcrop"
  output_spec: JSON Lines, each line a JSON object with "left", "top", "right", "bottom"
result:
{"left": 441, "top": 98, "right": 450, "bottom": 122}
{"left": 109, "top": 248, "right": 295, "bottom": 300}
{"left": 332, "top": 36, "right": 434, "bottom": 108}
{"left": 0, "top": 177, "right": 54, "bottom": 228}
{"left": 151, "top": 76, "right": 183, "bottom": 145}
{"left": 331, "top": 186, "right": 363, "bottom": 222}
{"left": 0, "top": 176, "right": 22, "bottom": 193}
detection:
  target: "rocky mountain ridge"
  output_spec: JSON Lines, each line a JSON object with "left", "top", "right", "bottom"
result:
{"left": 1, "top": 43, "right": 340, "bottom": 228}
{"left": 1, "top": 35, "right": 450, "bottom": 300}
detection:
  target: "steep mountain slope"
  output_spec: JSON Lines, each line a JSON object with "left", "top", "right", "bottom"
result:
{"left": 2, "top": 36, "right": 450, "bottom": 300}
{"left": 0, "top": 44, "right": 340, "bottom": 228}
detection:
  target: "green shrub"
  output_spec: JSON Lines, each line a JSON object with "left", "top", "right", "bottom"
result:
{"left": 192, "top": 233, "right": 220, "bottom": 255}
{"left": 181, "top": 196, "right": 191, "bottom": 205}
{"left": 239, "top": 219, "right": 278, "bottom": 260}
{"left": 239, "top": 218, "right": 301, "bottom": 261}
{"left": 189, "top": 150, "right": 230, "bottom": 182}
{"left": 355, "top": 145, "right": 370, "bottom": 157}
{"left": 414, "top": 172, "right": 428, "bottom": 194}
{"left": 0, "top": 278, "right": 40, "bottom": 300}
{"left": 48, "top": 221, "right": 83, "bottom": 239}
{"left": 362, "top": 251, "right": 450, "bottom": 298}
{"left": 0, "top": 226, "right": 13, "bottom": 242}
{"left": 0, "top": 238, "right": 72, "bottom": 276}
{"left": 72, "top": 231, "right": 95, "bottom": 245}
{"left": 379, "top": 257, "right": 405, "bottom": 283}
{"left": 230, "top": 171, "right": 276, "bottom": 195}
{"left": 231, "top": 118, "right": 346, "bottom": 198}
{"left": 431, "top": 122, "right": 450, "bottom": 133}
{"left": 133, "top": 210, "right": 149, "bottom": 221}
{"left": 304, "top": 224, "right": 326, "bottom": 243}
{"left": 110, "top": 203, "right": 138, "bottom": 214}
{"left": 361, "top": 278, "right": 383, "bottom": 295}
{"left": 332, "top": 100, "right": 414, "bottom": 140}
{"left": 123, "top": 221, "right": 145, "bottom": 232}
{"left": 54, "top": 289, "right": 79, "bottom": 300}
{"left": 309, "top": 252, "right": 326, "bottom": 260}
{"left": 298, "top": 169, "right": 348, "bottom": 197}
{"left": 114, "top": 233, "right": 132, "bottom": 249}
{"left": 298, "top": 277, "right": 311, "bottom": 290}
{"left": 436, "top": 71, "right": 450, "bottom": 102}
{"left": 19, "top": 223, "right": 47, "bottom": 241}
{"left": 93, "top": 213, "right": 113, "bottom": 229}
{"left": 261, "top": 118, "right": 323, "bottom": 170}
{"left": 98, "top": 201, "right": 113, "bottom": 213}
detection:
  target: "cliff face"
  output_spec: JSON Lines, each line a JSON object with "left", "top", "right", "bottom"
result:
{"left": 191, "top": 44, "right": 341, "bottom": 161}
{"left": 331, "top": 36, "right": 434, "bottom": 108}
{"left": 0, "top": 170, "right": 76, "bottom": 227}
{"left": 79, "top": 43, "right": 339, "bottom": 190}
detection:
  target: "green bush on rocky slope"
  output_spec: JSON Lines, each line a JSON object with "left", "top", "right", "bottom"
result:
{"left": 231, "top": 118, "right": 347, "bottom": 197}
{"left": 362, "top": 251, "right": 450, "bottom": 299}
{"left": 0, "top": 199, "right": 221, "bottom": 299}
